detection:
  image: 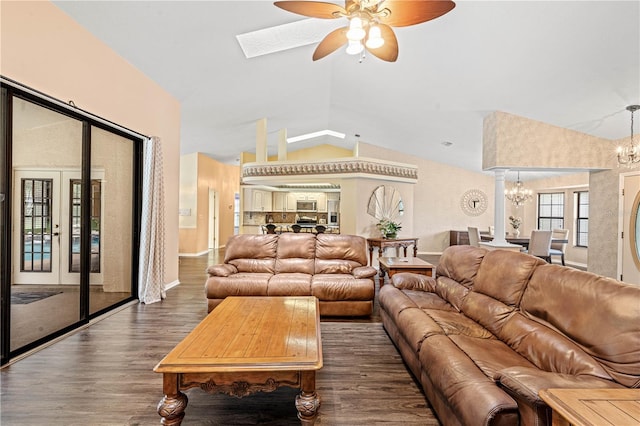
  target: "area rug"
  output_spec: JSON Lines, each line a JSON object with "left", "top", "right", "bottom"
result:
{"left": 11, "top": 291, "right": 63, "bottom": 305}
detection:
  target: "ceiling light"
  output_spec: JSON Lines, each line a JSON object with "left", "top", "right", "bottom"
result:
{"left": 365, "top": 24, "right": 384, "bottom": 49}
{"left": 504, "top": 171, "right": 533, "bottom": 207}
{"left": 287, "top": 129, "right": 346, "bottom": 143}
{"left": 346, "top": 39, "right": 364, "bottom": 55}
{"left": 346, "top": 17, "right": 366, "bottom": 41}
{"left": 617, "top": 105, "right": 640, "bottom": 167}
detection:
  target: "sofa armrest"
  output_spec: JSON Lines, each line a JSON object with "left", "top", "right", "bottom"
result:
{"left": 495, "top": 367, "right": 624, "bottom": 406}
{"left": 352, "top": 266, "right": 377, "bottom": 279}
{"left": 206, "top": 264, "right": 238, "bottom": 277}
{"left": 391, "top": 273, "right": 436, "bottom": 292}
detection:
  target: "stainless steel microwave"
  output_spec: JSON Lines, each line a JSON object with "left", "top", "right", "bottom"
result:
{"left": 296, "top": 200, "right": 317, "bottom": 212}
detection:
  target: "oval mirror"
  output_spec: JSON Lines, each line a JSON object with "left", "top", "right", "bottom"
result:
{"left": 631, "top": 190, "right": 640, "bottom": 269}
{"left": 367, "top": 185, "right": 404, "bottom": 220}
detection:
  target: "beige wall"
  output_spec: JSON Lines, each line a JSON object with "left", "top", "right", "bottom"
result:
{"left": 483, "top": 111, "right": 611, "bottom": 170}
{"left": 270, "top": 144, "right": 353, "bottom": 161}
{"left": 179, "top": 153, "right": 240, "bottom": 254}
{"left": 2, "top": 1, "right": 182, "bottom": 286}
{"left": 357, "top": 142, "right": 496, "bottom": 253}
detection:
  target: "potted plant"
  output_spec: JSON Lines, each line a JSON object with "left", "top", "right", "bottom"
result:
{"left": 508, "top": 215, "right": 522, "bottom": 237}
{"left": 377, "top": 218, "right": 402, "bottom": 239}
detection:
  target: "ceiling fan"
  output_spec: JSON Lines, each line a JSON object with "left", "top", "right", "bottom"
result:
{"left": 274, "top": 0, "right": 456, "bottom": 62}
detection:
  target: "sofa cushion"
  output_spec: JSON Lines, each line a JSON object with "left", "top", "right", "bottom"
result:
{"left": 315, "top": 234, "right": 368, "bottom": 273}
{"left": 521, "top": 264, "right": 640, "bottom": 387}
{"left": 396, "top": 308, "right": 446, "bottom": 352}
{"left": 204, "top": 273, "right": 271, "bottom": 298}
{"left": 267, "top": 273, "right": 312, "bottom": 296}
{"left": 499, "top": 311, "right": 610, "bottom": 379}
{"left": 224, "top": 234, "right": 278, "bottom": 273}
{"left": 275, "top": 233, "right": 316, "bottom": 274}
{"left": 311, "top": 274, "right": 374, "bottom": 301}
{"left": 426, "top": 310, "right": 495, "bottom": 339}
{"left": 473, "top": 250, "right": 544, "bottom": 307}
{"left": 448, "top": 335, "right": 536, "bottom": 380}
{"left": 435, "top": 245, "right": 486, "bottom": 287}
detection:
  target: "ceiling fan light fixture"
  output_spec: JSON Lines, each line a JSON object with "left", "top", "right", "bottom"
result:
{"left": 346, "top": 17, "right": 366, "bottom": 41}
{"left": 365, "top": 24, "right": 384, "bottom": 49}
{"left": 346, "top": 39, "right": 364, "bottom": 55}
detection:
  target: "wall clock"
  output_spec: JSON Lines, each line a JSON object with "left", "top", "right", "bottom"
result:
{"left": 461, "top": 189, "right": 488, "bottom": 216}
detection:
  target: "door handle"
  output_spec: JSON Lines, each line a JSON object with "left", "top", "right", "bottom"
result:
{"left": 53, "top": 232, "right": 60, "bottom": 236}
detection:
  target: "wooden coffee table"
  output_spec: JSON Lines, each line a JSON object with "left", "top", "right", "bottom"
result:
{"left": 539, "top": 388, "right": 640, "bottom": 426}
{"left": 378, "top": 257, "right": 435, "bottom": 282}
{"left": 154, "top": 296, "right": 322, "bottom": 425}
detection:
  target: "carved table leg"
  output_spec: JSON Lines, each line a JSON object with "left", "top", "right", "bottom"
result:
{"left": 158, "top": 373, "right": 188, "bottom": 425}
{"left": 296, "top": 371, "right": 320, "bottom": 425}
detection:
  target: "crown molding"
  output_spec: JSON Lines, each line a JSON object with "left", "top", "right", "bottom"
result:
{"left": 241, "top": 157, "right": 418, "bottom": 184}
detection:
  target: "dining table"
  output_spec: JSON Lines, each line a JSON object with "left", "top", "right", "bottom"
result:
{"left": 480, "top": 235, "right": 569, "bottom": 249}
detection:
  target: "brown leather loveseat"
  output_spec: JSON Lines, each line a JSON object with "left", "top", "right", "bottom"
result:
{"left": 379, "top": 245, "right": 640, "bottom": 426}
{"left": 205, "top": 233, "right": 377, "bottom": 316}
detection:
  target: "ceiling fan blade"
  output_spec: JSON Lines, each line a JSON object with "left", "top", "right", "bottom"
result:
{"left": 367, "top": 24, "right": 398, "bottom": 62}
{"left": 313, "top": 27, "right": 348, "bottom": 60}
{"left": 377, "top": 0, "right": 456, "bottom": 27}
{"left": 274, "top": 1, "right": 346, "bottom": 19}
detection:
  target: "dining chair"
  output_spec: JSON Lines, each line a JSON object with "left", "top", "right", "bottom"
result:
{"left": 314, "top": 225, "right": 326, "bottom": 234}
{"left": 526, "top": 230, "right": 553, "bottom": 262}
{"left": 265, "top": 224, "right": 277, "bottom": 234}
{"left": 291, "top": 224, "right": 302, "bottom": 233}
{"left": 467, "top": 226, "right": 481, "bottom": 247}
{"left": 550, "top": 228, "right": 569, "bottom": 265}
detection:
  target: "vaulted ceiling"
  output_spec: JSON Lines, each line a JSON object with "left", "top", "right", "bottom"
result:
{"left": 53, "top": 1, "right": 640, "bottom": 178}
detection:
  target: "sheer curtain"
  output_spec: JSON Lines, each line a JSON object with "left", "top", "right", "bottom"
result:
{"left": 138, "top": 136, "right": 166, "bottom": 304}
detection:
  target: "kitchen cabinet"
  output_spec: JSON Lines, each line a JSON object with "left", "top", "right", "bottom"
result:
{"left": 243, "top": 188, "right": 272, "bottom": 212}
{"left": 316, "top": 192, "right": 327, "bottom": 212}
{"left": 273, "top": 192, "right": 297, "bottom": 212}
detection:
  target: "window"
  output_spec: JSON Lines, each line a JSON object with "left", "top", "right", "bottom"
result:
{"left": 538, "top": 193, "right": 564, "bottom": 230}
{"left": 575, "top": 191, "right": 589, "bottom": 247}
{"left": 69, "top": 179, "right": 101, "bottom": 272}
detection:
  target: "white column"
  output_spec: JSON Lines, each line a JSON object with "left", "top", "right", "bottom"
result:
{"left": 256, "top": 118, "right": 267, "bottom": 162}
{"left": 277, "top": 128, "right": 287, "bottom": 161}
{"left": 493, "top": 169, "right": 508, "bottom": 244}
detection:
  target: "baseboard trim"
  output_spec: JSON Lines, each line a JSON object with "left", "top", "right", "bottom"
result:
{"left": 165, "top": 279, "right": 180, "bottom": 291}
{"left": 178, "top": 250, "right": 209, "bottom": 257}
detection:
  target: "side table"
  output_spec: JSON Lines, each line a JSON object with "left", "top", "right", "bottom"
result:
{"left": 366, "top": 237, "right": 418, "bottom": 276}
{"left": 378, "top": 257, "right": 434, "bottom": 282}
{"left": 539, "top": 388, "right": 640, "bottom": 426}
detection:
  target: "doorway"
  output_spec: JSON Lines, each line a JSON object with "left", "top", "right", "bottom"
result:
{"left": 1, "top": 82, "right": 141, "bottom": 365}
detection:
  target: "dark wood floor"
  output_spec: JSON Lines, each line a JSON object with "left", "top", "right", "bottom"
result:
{"left": 0, "top": 250, "right": 441, "bottom": 425}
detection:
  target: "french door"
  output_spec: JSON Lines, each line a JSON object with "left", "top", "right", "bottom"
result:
{"left": 12, "top": 170, "right": 104, "bottom": 285}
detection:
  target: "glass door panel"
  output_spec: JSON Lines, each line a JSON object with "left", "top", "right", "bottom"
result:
{"left": 10, "top": 97, "right": 82, "bottom": 352}
{"left": 89, "top": 127, "right": 133, "bottom": 314}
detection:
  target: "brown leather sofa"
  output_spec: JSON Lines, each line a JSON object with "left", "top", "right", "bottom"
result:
{"left": 205, "top": 233, "right": 377, "bottom": 316}
{"left": 379, "top": 245, "right": 640, "bottom": 426}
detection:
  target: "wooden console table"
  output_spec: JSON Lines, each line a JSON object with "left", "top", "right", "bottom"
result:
{"left": 366, "top": 237, "right": 418, "bottom": 267}
{"left": 539, "top": 388, "right": 640, "bottom": 426}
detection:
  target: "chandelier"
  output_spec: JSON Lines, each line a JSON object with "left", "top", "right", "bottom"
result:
{"left": 505, "top": 171, "right": 533, "bottom": 207}
{"left": 617, "top": 105, "right": 640, "bottom": 167}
